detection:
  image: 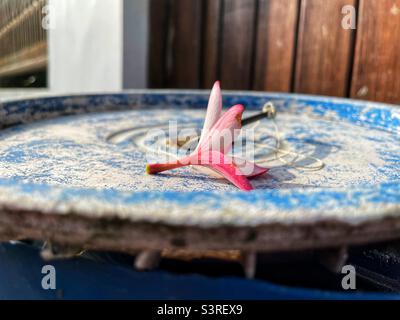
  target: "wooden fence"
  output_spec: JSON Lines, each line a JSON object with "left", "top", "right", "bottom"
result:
{"left": 148, "top": 0, "right": 400, "bottom": 104}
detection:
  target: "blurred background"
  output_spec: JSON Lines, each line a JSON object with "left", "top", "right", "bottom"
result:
{"left": 0, "top": 0, "right": 399, "bottom": 104}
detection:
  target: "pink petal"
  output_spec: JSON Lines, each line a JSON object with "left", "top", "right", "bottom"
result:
{"left": 199, "top": 104, "right": 244, "bottom": 155}
{"left": 202, "top": 151, "right": 253, "bottom": 191}
{"left": 196, "top": 158, "right": 268, "bottom": 179}
{"left": 231, "top": 157, "right": 269, "bottom": 179}
{"left": 197, "top": 81, "right": 222, "bottom": 147}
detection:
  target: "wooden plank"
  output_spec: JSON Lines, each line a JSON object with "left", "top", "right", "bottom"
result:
{"left": 294, "top": 0, "right": 356, "bottom": 97}
{"left": 220, "top": 0, "right": 257, "bottom": 90}
{"left": 254, "top": 0, "right": 299, "bottom": 92}
{"left": 201, "top": 0, "right": 222, "bottom": 89}
{"left": 351, "top": 0, "right": 400, "bottom": 104}
{"left": 166, "top": 0, "right": 202, "bottom": 88}
{"left": 148, "top": 0, "right": 169, "bottom": 88}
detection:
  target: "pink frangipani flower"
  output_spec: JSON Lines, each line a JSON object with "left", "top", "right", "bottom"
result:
{"left": 146, "top": 81, "right": 268, "bottom": 191}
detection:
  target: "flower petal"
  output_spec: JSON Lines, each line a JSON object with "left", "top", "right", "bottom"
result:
{"left": 197, "top": 81, "right": 222, "bottom": 147}
{"left": 201, "top": 151, "right": 253, "bottom": 191}
{"left": 145, "top": 82, "right": 260, "bottom": 191}
{"left": 193, "top": 158, "right": 268, "bottom": 179}
{"left": 199, "top": 104, "right": 244, "bottom": 155}
{"left": 231, "top": 157, "right": 269, "bottom": 178}
{"left": 146, "top": 152, "right": 254, "bottom": 191}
